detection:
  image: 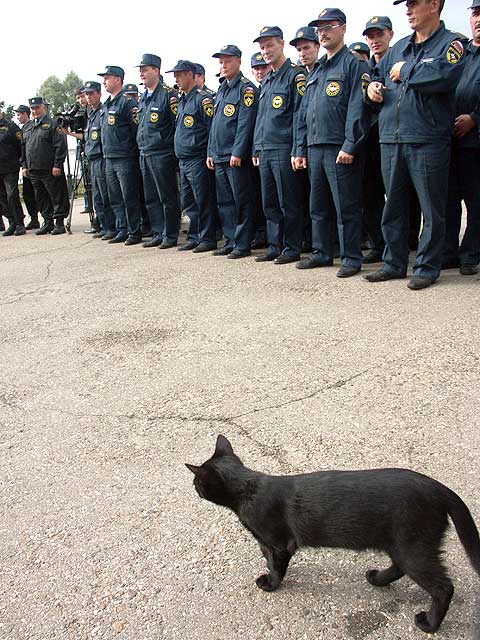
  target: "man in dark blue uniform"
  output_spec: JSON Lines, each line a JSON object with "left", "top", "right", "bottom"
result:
{"left": 250, "top": 52, "right": 269, "bottom": 249}
{"left": 15, "top": 105, "right": 40, "bottom": 230}
{"left": 98, "top": 65, "right": 142, "bottom": 245}
{"left": 361, "top": 16, "right": 395, "bottom": 264}
{"left": 194, "top": 64, "right": 216, "bottom": 97}
{"left": 167, "top": 60, "right": 217, "bottom": 252}
{"left": 443, "top": 0, "right": 480, "bottom": 275}
{"left": 207, "top": 45, "right": 259, "bottom": 258}
{"left": 365, "top": 0, "right": 467, "bottom": 290}
{"left": 349, "top": 41, "right": 370, "bottom": 61}
{"left": 252, "top": 26, "right": 307, "bottom": 264}
{"left": 136, "top": 53, "right": 180, "bottom": 249}
{"left": 294, "top": 8, "right": 371, "bottom": 277}
{"left": 83, "top": 81, "right": 116, "bottom": 240}
{"left": 21, "top": 97, "right": 69, "bottom": 236}
{"left": 0, "top": 104, "right": 25, "bottom": 236}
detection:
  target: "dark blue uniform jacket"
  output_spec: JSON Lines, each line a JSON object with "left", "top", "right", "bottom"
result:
{"left": 295, "top": 46, "right": 371, "bottom": 156}
{"left": 370, "top": 22, "right": 468, "bottom": 144}
{"left": 207, "top": 72, "right": 258, "bottom": 162}
{"left": 453, "top": 41, "right": 480, "bottom": 149}
{"left": 21, "top": 115, "right": 67, "bottom": 170}
{"left": 101, "top": 92, "right": 138, "bottom": 158}
{"left": 174, "top": 88, "right": 214, "bottom": 160}
{"left": 136, "top": 78, "right": 178, "bottom": 156}
{"left": 253, "top": 58, "right": 306, "bottom": 155}
{"left": 84, "top": 103, "right": 105, "bottom": 161}
{"left": 0, "top": 116, "right": 22, "bottom": 173}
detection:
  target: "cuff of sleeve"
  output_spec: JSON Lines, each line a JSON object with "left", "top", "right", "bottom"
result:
{"left": 470, "top": 111, "right": 480, "bottom": 129}
{"left": 341, "top": 141, "right": 357, "bottom": 156}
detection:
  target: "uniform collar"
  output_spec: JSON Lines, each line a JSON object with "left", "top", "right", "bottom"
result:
{"left": 468, "top": 40, "right": 480, "bottom": 55}
{"left": 402, "top": 20, "right": 446, "bottom": 54}
{"left": 265, "top": 57, "right": 293, "bottom": 82}
{"left": 319, "top": 45, "right": 348, "bottom": 68}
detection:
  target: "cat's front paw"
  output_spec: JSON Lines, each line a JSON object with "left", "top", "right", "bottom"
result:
{"left": 256, "top": 573, "right": 279, "bottom": 592}
{"left": 414, "top": 610, "right": 438, "bottom": 634}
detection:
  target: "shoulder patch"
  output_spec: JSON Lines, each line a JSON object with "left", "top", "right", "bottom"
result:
{"left": 131, "top": 106, "right": 139, "bottom": 124}
{"left": 295, "top": 72, "right": 306, "bottom": 96}
{"left": 361, "top": 72, "right": 371, "bottom": 97}
{"left": 446, "top": 40, "right": 464, "bottom": 65}
{"left": 243, "top": 86, "right": 255, "bottom": 107}
{"left": 202, "top": 97, "right": 214, "bottom": 117}
{"left": 170, "top": 95, "right": 178, "bottom": 116}
{"left": 16, "top": 131, "right": 22, "bottom": 140}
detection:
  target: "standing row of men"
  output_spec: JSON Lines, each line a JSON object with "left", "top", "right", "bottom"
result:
{"left": 2, "top": 0, "right": 479, "bottom": 290}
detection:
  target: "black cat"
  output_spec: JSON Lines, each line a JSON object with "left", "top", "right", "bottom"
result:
{"left": 186, "top": 435, "right": 480, "bottom": 634}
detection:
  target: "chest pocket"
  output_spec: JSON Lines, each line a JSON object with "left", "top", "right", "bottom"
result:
{"left": 222, "top": 100, "right": 238, "bottom": 118}
{"left": 324, "top": 74, "right": 346, "bottom": 98}
{"left": 148, "top": 107, "right": 161, "bottom": 125}
{"left": 270, "top": 92, "right": 287, "bottom": 111}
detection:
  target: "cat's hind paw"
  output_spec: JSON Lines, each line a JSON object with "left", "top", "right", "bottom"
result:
{"left": 366, "top": 569, "right": 383, "bottom": 587}
{"left": 256, "top": 573, "right": 279, "bottom": 592}
{"left": 414, "top": 610, "right": 438, "bottom": 634}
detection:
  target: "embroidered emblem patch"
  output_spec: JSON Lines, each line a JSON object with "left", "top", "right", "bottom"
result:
{"left": 224, "top": 104, "right": 236, "bottom": 117}
{"left": 202, "top": 98, "right": 214, "bottom": 117}
{"left": 150, "top": 112, "right": 159, "bottom": 123}
{"left": 108, "top": 115, "right": 115, "bottom": 125}
{"left": 325, "top": 81, "right": 341, "bottom": 97}
{"left": 16, "top": 131, "right": 22, "bottom": 140}
{"left": 170, "top": 97, "right": 178, "bottom": 116}
{"left": 184, "top": 115, "right": 194, "bottom": 127}
{"left": 131, "top": 107, "right": 139, "bottom": 125}
{"left": 446, "top": 40, "right": 464, "bottom": 65}
{"left": 272, "top": 95, "right": 283, "bottom": 109}
{"left": 361, "top": 72, "right": 371, "bottom": 96}
{"left": 91, "top": 130, "right": 98, "bottom": 140}
{"left": 243, "top": 88, "right": 255, "bottom": 107}
{"left": 371, "top": 16, "right": 379, "bottom": 23}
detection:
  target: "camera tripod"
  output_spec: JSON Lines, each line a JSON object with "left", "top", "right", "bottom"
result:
{"left": 65, "top": 141, "right": 94, "bottom": 234}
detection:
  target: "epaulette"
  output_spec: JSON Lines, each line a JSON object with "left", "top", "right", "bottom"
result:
{"left": 451, "top": 31, "right": 469, "bottom": 41}
{"left": 198, "top": 89, "right": 212, "bottom": 98}
{"left": 241, "top": 77, "right": 251, "bottom": 84}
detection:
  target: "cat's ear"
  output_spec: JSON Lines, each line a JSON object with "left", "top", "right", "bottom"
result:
{"left": 215, "top": 434, "right": 235, "bottom": 457}
{"left": 185, "top": 464, "right": 204, "bottom": 477}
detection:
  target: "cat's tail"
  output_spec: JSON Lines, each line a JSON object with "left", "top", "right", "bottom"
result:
{"left": 445, "top": 487, "right": 480, "bottom": 576}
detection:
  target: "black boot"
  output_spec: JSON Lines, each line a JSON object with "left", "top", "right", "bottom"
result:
{"left": 36, "top": 219, "right": 55, "bottom": 235}
{"left": 2, "top": 220, "right": 16, "bottom": 236}
{"left": 14, "top": 224, "right": 26, "bottom": 236}
{"left": 51, "top": 218, "right": 66, "bottom": 235}
{"left": 25, "top": 217, "right": 40, "bottom": 230}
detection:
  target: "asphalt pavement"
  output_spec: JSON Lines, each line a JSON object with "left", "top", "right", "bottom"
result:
{"left": 1, "top": 202, "right": 479, "bottom": 640}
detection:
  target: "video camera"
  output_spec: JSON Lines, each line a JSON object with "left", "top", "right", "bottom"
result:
{"left": 56, "top": 103, "right": 86, "bottom": 133}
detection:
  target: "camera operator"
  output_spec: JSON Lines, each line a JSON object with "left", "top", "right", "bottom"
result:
{"left": 21, "top": 96, "right": 69, "bottom": 235}
{"left": 63, "top": 87, "right": 98, "bottom": 232}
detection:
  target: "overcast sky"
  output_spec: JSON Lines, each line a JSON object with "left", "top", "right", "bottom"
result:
{"left": 1, "top": 1, "right": 471, "bottom": 111}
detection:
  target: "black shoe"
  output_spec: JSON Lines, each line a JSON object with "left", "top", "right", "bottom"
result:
{"left": 407, "top": 276, "right": 436, "bottom": 290}
{"left": 159, "top": 241, "right": 177, "bottom": 249}
{"left": 301, "top": 242, "right": 313, "bottom": 253}
{"left": 83, "top": 227, "right": 101, "bottom": 234}
{"left": 213, "top": 247, "right": 233, "bottom": 256}
{"left": 143, "top": 236, "right": 163, "bottom": 248}
{"left": 25, "top": 219, "right": 40, "bottom": 230}
{"left": 141, "top": 226, "right": 153, "bottom": 237}
{"left": 254, "top": 252, "right": 277, "bottom": 262}
{"left": 125, "top": 236, "right": 142, "bottom": 246}
{"left": 251, "top": 239, "right": 266, "bottom": 250}
{"left": 227, "top": 250, "right": 251, "bottom": 259}
{"left": 51, "top": 220, "right": 66, "bottom": 235}
{"left": 108, "top": 234, "right": 128, "bottom": 244}
{"left": 101, "top": 231, "right": 117, "bottom": 240}
{"left": 460, "top": 264, "right": 479, "bottom": 276}
{"left": 14, "top": 224, "right": 27, "bottom": 236}
{"left": 273, "top": 254, "right": 300, "bottom": 265}
{"left": 296, "top": 257, "right": 333, "bottom": 269}
{"left": 2, "top": 222, "right": 16, "bottom": 237}
{"left": 36, "top": 220, "right": 55, "bottom": 235}
{"left": 192, "top": 243, "right": 216, "bottom": 253}
{"left": 441, "top": 260, "right": 460, "bottom": 270}
{"left": 178, "top": 242, "right": 198, "bottom": 251}
{"left": 336, "top": 265, "right": 361, "bottom": 278}
{"left": 362, "top": 250, "right": 383, "bottom": 264}
{"left": 92, "top": 232, "right": 104, "bottom": 239}
{"left": 364, "top": 269, "right": 405, "bottom": 282}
